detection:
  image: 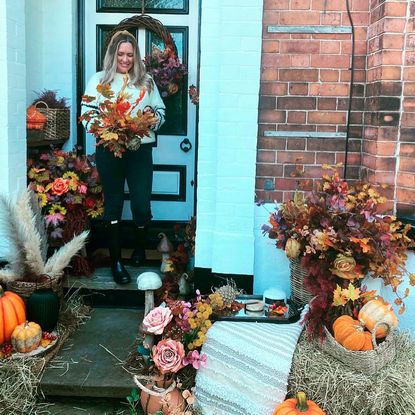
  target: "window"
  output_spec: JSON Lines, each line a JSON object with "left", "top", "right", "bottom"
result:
{"left": 97, "top": 0, "right": 189, "bottom": 14}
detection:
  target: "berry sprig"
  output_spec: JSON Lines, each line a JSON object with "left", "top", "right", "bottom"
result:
{"left": 0, "top": 342, "right": 14, "bottom": 358}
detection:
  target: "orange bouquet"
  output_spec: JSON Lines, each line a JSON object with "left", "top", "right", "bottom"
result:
{"left": 79, "top": 75, "right": 157, "bottom": 158}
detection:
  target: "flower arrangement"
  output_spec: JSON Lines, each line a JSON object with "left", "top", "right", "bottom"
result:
{"left": 144, "top": 44, "right": 187, "bottom": 99}
{"left": 27, "top": 148, "right": 103, "bottom": 243}
{"left": 135, "top": 285, "right": 242, "bottom": 414}
{"left": 263, "top": 165, "right": 415, "bottom": 339}
{"left": 79, "top": 75, "right": 158, "bottom": 158}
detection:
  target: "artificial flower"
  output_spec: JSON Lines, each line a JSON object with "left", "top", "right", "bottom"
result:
{"left": 142, "top": 306, "right": 173, "bottom": 335}
{"left": 152, "top": 339, "right": 185, "bottom": 374}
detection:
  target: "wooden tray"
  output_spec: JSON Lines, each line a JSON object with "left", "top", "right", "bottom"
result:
{"left": 11, "top": 332, "right": 59, "bottom": 359}
{"left": 213, "top": 295, "right": 303, "bottom": 324}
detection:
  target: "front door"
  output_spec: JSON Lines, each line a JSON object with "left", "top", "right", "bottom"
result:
{"left": 82, "top": 0, "right": 198, "bottom": 222}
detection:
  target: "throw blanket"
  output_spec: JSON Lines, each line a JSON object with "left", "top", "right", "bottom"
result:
{"left": 195, "top": 308, "right": 307, "bottom": 415}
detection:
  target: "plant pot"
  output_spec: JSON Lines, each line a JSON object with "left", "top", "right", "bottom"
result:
{"left": 136, "top": 375, "right": 185, "bottom": 415}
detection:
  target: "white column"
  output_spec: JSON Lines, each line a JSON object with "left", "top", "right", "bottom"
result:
{"left": 0, "top": 0, "right": 27, "bottom": 259}
{"left": 196, "top": 1, "right": 263, "bottom": 275}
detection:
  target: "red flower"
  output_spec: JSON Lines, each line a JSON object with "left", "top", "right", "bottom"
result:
{"left": 84, "top": 198, "right": 96, "bottom": 209}
{"left": 51, "top": 178, "right": 70, "bottom": 195}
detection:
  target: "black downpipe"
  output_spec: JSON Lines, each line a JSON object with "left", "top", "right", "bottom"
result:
{"left": 344, "top": 0, "right": 355, "bottom": 180}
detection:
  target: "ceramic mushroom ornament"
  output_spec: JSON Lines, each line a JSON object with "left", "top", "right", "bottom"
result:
{"left": 137, "top": 271, "right": 162, "bottom": 316}
{"left": 157, "top": 232, "right": 173, "bottom": 273}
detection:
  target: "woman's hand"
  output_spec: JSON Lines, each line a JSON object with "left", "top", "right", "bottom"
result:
{"left": 143, "top": 106, "right": 159, "bottom": 128}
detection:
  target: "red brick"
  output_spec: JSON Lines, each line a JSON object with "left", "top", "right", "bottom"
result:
{"left": 276, "top": 178, "right": 313, "bottom": 191}
{"left": 320, "top": 40, "right": 341, "bottom": 54}
{"left": 311, "top": 54, "right": 350, "bottom": 68}
{"left": 256, "top": 164, "right": 284, "bottom": 177}
{"left": 291, "top": 0, "right": 311, "bottom": 9}
{"left": 263, "top": 0, "right": 289, "bottom": 10}
{"left": 262, "top": 40, "right": 280, "bottom": 53}
{"left": 257, "top": 150, "right": 276, "bottom": 163}
{"left": 383, "top": 18, "right": 407, "bottom": 33}
{"left": 262, "top": 54, "right": 291, "bottom": 67}
{"left": 375, "top": 157, "right": 397, "bottom": 171}
{"left": 403, "top": 98, "right": 415, "bottom": 111}
{"left": 316, "top": 152, "right": 336, "bottom": 164}
{"left": 399, "top": 156, "right": 415, "bottom": 172}
{"left": 400, "top": 144, "right": 415, "bottom": 158}
{"left": 313, "top": 0, "right": 346, "bottom": 11}
{"left": 403, "top": 67, "right": 415, "bottom": 81}
{"left": 382, "top": 34, "right": 405, "bottom": 49}
{"left": 308, "top": 111, "right": 347, "bottom": 124}
{"left": 407, "top": 34, "right": 415, "bottom": 51}
{"left": 320, "top": 70, "right": 340, "bottom": 82}
{"left": 405, "top": 52, "right": 415, "bottom": 66}
{"left": 260, "top": 82, "right": 288, "bottom": 95}
{"left": 278, "top": 97, "right": 316, "bottom": 109}
{"left": 258, "top": 124, "right": 275, "bottom": 136}
{"left": 279, "top": 69, "right": 319, "bottom": 82}
{"left": 321, "top": 12, "right": 342, "bottom": 25}
{"left": 317, "top": 98, "right": 337, "bottom": 110}
{"left": 336, "top": 152, "right": 361, "bottom": 165}
{"left": 385, "top": 2, "right": 408, "bottom": 17}
{"left": 261, "top": 68, "right": 278, "bottom": 81}
{"left": 280, "top": 11, "right": 320, "bottom": 25}
{"left": 291, "top": 55, "right": 311, "bottom": 67}
{"left": 259, "top": 110, "right": 287, "bottom": 123}
{"left": 289, "top": 83, "right": 308, "bottom": 95}
{"left": 307, "top": 138, "right": 348, "bottom": 151}
{"left": 286, "top": 137, "right": 306, "bottom": 150}
{"left": 257, "top": 137, "right": 287, "bottom": 150}
{"left": 396, "top": 188, "right": 415, "bottom": 203}
{"left": 287, "top": 112, "right": 307, "bottom": 123}
{"left": 255, "top": 190, "right": 284, "bottom": 203}
{"left": 277, "top": 151, "right": 315, "bottom": 164}
{"left": 280, "top": 40, "right": 319, "bottom": 54}
{"left": 309, "top": 83, "right": 349, "bottom": 96}
{"left": 397, "top": 172, "right": 415, "bottom": 188}
{"left": 352, "top": 0, "right": 369, "bottom": 11}
{"left": 263, "top": 10, "right": 281, "bottom": 25}
{"left": 317, "top": 125, "right": 337, "bottom": 132}
{"left": 401, "top": 113, "right": 415, "bottom": 128}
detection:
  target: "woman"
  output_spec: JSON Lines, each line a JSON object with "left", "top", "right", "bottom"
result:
{"left": 81, "top": 30, "right": 166, "bottom": 284}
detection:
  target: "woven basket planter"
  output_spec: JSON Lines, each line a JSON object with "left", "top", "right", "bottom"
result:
{"left": 289, "top": 258, "right": 313, "bottom": 306}
{"left": 7, "top": 276, "right": 64, "bottom": 303}
{"left": 320, "top": 324, "right": 396, "bottom": 375}
{"left": 35, "top": 101, "right": 70, "bottom": 141}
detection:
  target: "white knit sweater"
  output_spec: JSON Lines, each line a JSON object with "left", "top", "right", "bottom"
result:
{"left": 81, "top": 71, "right": 166, "bottom": 144}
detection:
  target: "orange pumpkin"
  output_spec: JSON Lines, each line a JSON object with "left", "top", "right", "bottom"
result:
{"left": 358, "top": 298, "right": 398, "bottom": 339}
{"left": 333, "top": 315, "right": 367, "bottom": 351}
{"left": 0, "top": 286, "right": 26, "bottom": 344}
{"left": 273, "top": 391, "right": 325, "bottom": 415}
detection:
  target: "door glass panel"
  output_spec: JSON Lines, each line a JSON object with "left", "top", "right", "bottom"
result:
{"left": 97, "top": 0, "right": 188, "bottom": 13}
{"left": 147, "top": 28, "right": 188, "bottom": 136}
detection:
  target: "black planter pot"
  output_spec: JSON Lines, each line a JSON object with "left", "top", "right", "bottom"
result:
{"left": 26, "top": 288, "right": 60, "bottom": 332}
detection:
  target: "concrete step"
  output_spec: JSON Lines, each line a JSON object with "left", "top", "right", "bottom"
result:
{"left": 40, "top": 308, "right": 143, "bottom": 399}
{"left": 63, "top": 263, "right": 162, "bottom": 308}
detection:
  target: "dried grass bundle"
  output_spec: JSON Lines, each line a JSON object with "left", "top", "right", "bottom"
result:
{"left": 288, "top": 331, "right": 415, "bottom": 415}
{"left": 0, "top": 189, "right": 88, "bottom": 283}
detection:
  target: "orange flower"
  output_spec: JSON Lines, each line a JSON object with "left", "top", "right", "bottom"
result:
{"left": 51, "top": 178, "right": 70, "bottom": 195}
{"left": 350, "top": 236, "right": 371, "bottom": 253}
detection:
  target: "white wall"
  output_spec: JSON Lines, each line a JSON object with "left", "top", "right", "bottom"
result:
{"left": 195, "top": 0, "right": 263, "bottom": 275}
{"left": 25, "top": 0, "right": 77, "bottom": 150}
{"left": 0, "top": 0, "right": 27, "bottom": 260}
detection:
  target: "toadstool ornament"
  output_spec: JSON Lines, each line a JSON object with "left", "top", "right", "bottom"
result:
{"left": 157, "top": 233, "right": 173, "bottom": 273}
{"left": 137, "top": 272, "right": 162, "bottom": 316}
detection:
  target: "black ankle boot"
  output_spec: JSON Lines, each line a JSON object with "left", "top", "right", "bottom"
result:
{"left": 107, "top": 221, "right": 131, "bottom": 284}
{"left": 131, "top": 226, "right": 147, "bottom": 267}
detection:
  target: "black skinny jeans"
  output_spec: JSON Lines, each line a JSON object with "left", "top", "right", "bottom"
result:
{"left": 95, "top": 144, "right": 153, "bottom": 226}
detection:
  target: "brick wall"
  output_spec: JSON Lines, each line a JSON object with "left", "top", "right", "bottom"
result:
{"left": 256, "top": 0, "right": 415, "bottom": 217}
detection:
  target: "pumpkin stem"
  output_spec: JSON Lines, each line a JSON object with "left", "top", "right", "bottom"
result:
{"left": 0, "top": 286, "right": 4, "bottom": 297}
{"left": 295, "top": 391, "right": 309, "bottom": 412}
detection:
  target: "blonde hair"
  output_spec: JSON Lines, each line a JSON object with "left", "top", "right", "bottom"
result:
{"left": 101, "top": 30, "right": 153, "bottom": 91}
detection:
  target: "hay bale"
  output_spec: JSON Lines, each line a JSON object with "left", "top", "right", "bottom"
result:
{"left": 288, "top": 331, "right": 415, "bottom": 415}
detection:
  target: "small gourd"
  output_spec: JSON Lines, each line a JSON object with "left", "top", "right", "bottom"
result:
{"left": 11, "top": 321, "right": 42, "bottom": 353}
{"left": 358, "top": 298, "right": 398, "bottom": 338}
{"left": 0, "top": 286, "right": 26, "bottom": 344}
{"left": 273, "top": 391, "right": 325, "bottom": 415}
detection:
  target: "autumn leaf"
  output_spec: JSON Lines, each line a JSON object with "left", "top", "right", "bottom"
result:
{"left": 101, "top": 132, "right": 118, "bottom": 142}
{"left": 350, "top": 236, "right": 371, "bottom": 253}
{"left": 409, "top": 273, "right": 415, "bottom": 286}
{"left": 96, "top": 83, "right": 114, "bottom": 99}
{"left": 345, "top": 283, "right": 360, "bottom": 302}
{"left": 81, "top": 95, "right": 96, "bottom": 103}
{"left": 332, "top": 284, "right": 347, "bottom": 306}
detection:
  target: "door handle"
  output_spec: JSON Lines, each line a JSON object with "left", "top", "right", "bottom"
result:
{"left": 180, "top": 138, "right": 192, "bottom": 153}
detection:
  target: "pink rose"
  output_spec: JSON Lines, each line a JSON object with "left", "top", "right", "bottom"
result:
{"left": 78, "top": 184, "right": 88, "bottom": 194}
{"left": 142, "top": 306, "right": 173, "bottom": 335}
{"left": 152, "top": 339, "right": 185, "bottom": 374}
{"left": 51, "top": 178, "right": 70, "bottom": 195}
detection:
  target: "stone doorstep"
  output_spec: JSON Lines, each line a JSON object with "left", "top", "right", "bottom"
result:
{"left": 40, "top": 308, "right": 144, "bottom": 399}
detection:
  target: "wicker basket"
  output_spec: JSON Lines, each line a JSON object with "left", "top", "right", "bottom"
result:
{"left": 35, "top": 101, "right": 70, "bottom": 141}
{"left": 320, "top": 324, "right": 396, "bottom": 375}
{"left": 289, "top": 258, "right": 313, "bottom": 306}
{"left": 7, "top": 276, "right": 64, "bottom": 302}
